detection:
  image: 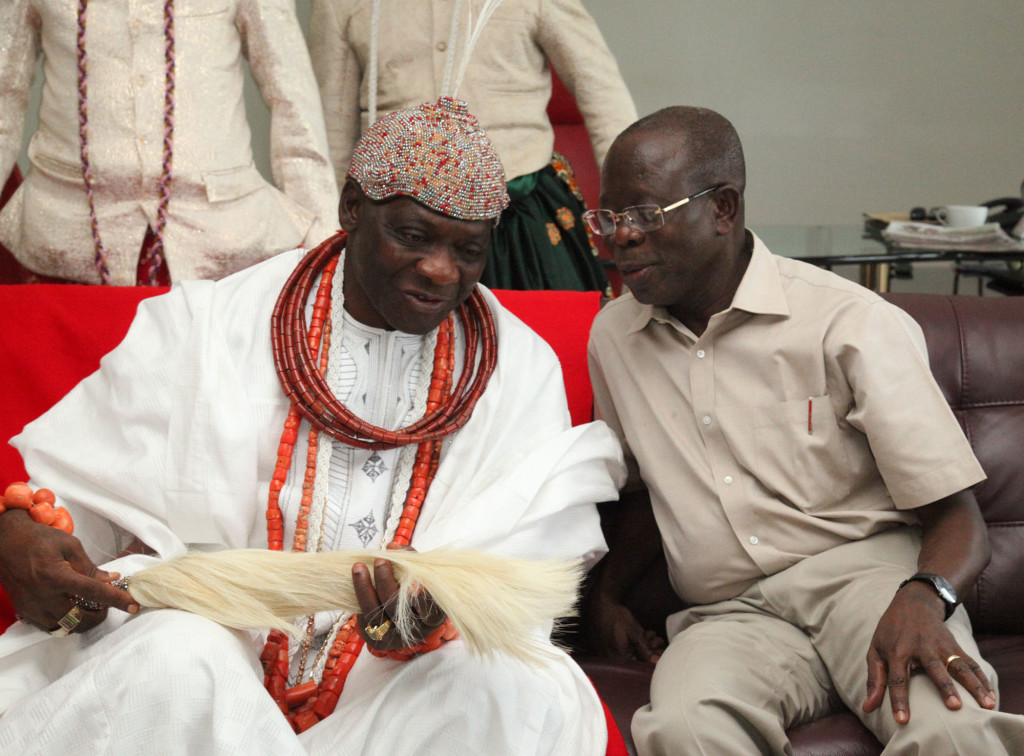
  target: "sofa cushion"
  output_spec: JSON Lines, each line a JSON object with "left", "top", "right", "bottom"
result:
{"left": 883, "top": 294, "right": 1024, "bottom": 635}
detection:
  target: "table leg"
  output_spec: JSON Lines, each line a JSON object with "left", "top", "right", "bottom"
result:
{"left": 858, "top": 262, "right": 890, "bottom": 292}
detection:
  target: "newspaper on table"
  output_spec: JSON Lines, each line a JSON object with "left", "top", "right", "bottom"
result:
{"left": 882, "top": 222, "right": 1024, "bottom": 252}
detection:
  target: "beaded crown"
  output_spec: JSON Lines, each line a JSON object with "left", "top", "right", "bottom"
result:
{"left": 347, "top": 97, "right": 510, "bottom": 222}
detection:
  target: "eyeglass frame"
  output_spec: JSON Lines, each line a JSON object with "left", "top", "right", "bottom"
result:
{"left": 583, "top": 184, "right": 723, "bottom": 237}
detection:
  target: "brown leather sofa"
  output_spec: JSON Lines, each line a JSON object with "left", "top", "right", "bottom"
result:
{"left": 575, "top": 292, "right": 1024, "bottom": 755}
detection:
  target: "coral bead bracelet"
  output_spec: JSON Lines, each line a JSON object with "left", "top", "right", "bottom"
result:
{"left": 0, "top": 482, "right": 75, "bottom": 533}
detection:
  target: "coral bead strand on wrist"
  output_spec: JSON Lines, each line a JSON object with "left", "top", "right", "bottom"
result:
{"left": 367, "top": 617, "right": 460, "bottom": 661}
{"left": 1, "top": 483, "right": 74, "bottom": 534}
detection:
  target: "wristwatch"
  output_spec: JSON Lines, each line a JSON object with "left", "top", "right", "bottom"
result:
{"left": 898, "top": 572, "right": 959, "bottom": 620}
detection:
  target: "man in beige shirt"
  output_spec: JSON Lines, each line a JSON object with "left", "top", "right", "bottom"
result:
{"left": 584, "top": 106, "right": 1024, "bottom": 753}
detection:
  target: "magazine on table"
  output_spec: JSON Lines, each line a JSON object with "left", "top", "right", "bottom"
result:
{"left": 880, "top": 221, "right": 1024, "bottom": 252}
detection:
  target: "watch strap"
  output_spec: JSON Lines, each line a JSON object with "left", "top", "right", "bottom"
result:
{"left": 898, "top": 572, "right": 958, "bottom": 621}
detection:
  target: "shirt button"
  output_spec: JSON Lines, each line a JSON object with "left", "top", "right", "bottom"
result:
{"left": 702, "top": 416, "right": 712, "bottom": 426}
{"left": 749, "top": 535, "right": 759, "bottom": 545}
{"left": 696, "top": 349, "right": 706, "bottom": 358}
{"left": 724, "top": 476, "right": 733, "bottom": 485}
{"left": 436, "top": 41, "right": 448, "bottom": 52}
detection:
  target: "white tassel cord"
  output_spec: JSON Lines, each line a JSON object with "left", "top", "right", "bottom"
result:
{"left": 127, "top": 549, "right": 582, "bottom": 663}
{"left": 450, "top": 0, "right": 506, "bottom": 99}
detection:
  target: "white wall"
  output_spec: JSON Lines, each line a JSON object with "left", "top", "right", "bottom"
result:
{"left": 15, "top": 0, "right": 1024, "bottom": 228}
{"left": 586, "top": 0, "right": 1024, "bottom": 225}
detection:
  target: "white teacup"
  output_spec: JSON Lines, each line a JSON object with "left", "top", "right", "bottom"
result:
{"left": 933, "top": 205, "right": 989, "bottom": 228}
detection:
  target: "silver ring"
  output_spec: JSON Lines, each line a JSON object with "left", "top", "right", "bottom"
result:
{"left": 49, "top": 605, "right": 84, "bottom": 637}
{"left": 71, "top": 595, "right": 102, "bottom": 611}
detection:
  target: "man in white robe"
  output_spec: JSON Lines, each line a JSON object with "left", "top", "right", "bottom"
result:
{"left": 0, "top": 99, "right": 625, "bottom": 754}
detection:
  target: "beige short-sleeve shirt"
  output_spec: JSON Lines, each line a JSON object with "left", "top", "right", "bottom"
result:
{"left": 588, "top": 233, "right": 986, "bottom": 605}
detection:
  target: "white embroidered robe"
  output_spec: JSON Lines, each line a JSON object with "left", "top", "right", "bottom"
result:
{"left": 0, "top": 248, "right": 625, "bottom": 754}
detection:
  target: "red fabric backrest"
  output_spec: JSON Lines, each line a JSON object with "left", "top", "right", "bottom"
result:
{"left": 546, "top": 68, "right": 599, "bottom": 212}
{"left": 1, "top": 284, "right": 169, "bottom": 631}
{"left": 491, "top": 289, "right": 601, "bottom": 427}
{"left": 0, "top": 285, "right": 168, "bottom": 483}
{"left": 546, "top": 68, "right": 584, "bottom": 125}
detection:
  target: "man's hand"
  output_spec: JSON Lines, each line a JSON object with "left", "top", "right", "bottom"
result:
{"left": 0, "top": 509, "right": 139, "bottom": 633}
{"left": 585, "top": 592, "right": 664, "bottom": 663}
{"left": 862, "top": 581, "right": 996, "bottom": 723}
{"left": 352, "top": 543, "right": 446, "bottom": 651}
{"left": 582, "top": 491, "right": 666, "bottom": 663}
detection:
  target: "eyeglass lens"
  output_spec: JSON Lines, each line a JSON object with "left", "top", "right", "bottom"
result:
{"left": 585, "top": 205, "right": 663, "bottom": 236}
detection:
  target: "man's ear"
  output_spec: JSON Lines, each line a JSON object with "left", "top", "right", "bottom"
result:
{"left": 711, "top": 184, "right": 742, "bottom": 235}
{"left": 338, "top": 179, "right": 364, "bottom": 232}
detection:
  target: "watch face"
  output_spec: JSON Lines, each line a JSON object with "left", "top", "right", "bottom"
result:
{"left": 933, "top": 576, "right": 957, "bottom": 605}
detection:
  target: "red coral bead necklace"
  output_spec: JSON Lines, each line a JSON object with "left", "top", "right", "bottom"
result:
{"left": 261, "top": 233, "right": 496, "bottom": 732}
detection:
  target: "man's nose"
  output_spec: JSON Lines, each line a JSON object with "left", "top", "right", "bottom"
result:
{"left": 417, "top": 247, "right": 460, "bottom": 285}
{"left": 612, "top": 220, "right": 645, "bottom": 247}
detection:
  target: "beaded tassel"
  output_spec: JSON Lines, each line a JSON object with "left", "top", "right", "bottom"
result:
{"left": 140, "top": 0, "right": 176, "bottom": 285}
{"left": 77, "top": 0, "right": 176, "bottom": 284}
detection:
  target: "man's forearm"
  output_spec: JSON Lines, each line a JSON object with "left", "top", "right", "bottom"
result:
{"left": 912, "top": 488, "right": 991, "bottom": 606}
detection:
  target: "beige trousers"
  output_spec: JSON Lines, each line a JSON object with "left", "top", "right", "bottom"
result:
{"left": 632, "top": 528, "right": 1024, "bottom": 755}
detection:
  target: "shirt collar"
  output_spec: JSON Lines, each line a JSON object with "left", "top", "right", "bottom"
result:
{"left": 730, "top": 231, "right": 791, "bottom": 318}
{"left": 624, "top": 230, "right": 790, "bottom": 335}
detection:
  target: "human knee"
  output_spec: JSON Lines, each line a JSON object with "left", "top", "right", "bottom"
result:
{"left": 883, "top": 706, "right": 1024, "bottom": 756}
{"left": 109, "top": 609, "right": 258, "bottom": 684}
{"left": 367, "top": 649, "right": 572, "bottom": 752}
{"left": 633, "top": 694, "right": 785, "bottom": 756}
{"left": 450, "top": 650, "right": 561, "bottom": 715}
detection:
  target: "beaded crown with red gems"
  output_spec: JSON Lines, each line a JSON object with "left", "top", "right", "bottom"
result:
{"left": 346, "top": 96, "right": 510, "bottom": 222}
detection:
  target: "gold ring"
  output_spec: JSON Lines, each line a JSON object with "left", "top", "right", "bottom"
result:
{"left": 945, "top": 654, "right": 961, "bottom": 670}
{"left": 49, "top": 605, "right": 84, "bottom": 638}
{"left": 364, "top": 618, "right": 392, "bottom": 642}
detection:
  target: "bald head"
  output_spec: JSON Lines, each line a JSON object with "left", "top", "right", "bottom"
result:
{"left": 618, "top": 106, "right": 746, "bottom": 195}
{"left": 600, "top": 106, "right": 751, "bottom": 330}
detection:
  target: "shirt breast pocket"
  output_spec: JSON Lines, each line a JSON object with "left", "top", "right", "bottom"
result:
{"left": 748, "top": 394, "right": 853, "bottom": 510}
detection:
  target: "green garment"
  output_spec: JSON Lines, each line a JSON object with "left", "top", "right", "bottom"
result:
{"left": 480, "top": 154, "right": 610, "bottom": 293}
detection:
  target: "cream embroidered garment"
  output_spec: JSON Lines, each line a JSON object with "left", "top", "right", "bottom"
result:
{"left": 0, "top": 0, "right": 338, "bottom": 283}
{"left": 308, "top": 0, "right": 637, "bottom": 186}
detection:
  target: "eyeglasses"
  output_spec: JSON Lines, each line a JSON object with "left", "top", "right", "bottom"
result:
{"left": 583, "top": 185, "right": 720, "bottom": 236}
